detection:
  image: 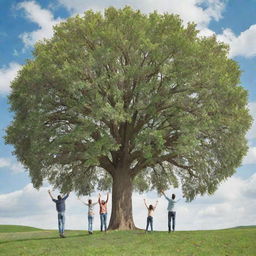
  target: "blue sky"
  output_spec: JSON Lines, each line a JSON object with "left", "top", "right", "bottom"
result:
{"left": 0, "top": 0, "right": 256, "bottom": 231}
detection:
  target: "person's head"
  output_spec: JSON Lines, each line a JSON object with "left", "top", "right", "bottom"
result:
{"left": 88, "top": 199, "right": 92, "bottom": 205}
{"left": 57, "top": 195, "right": 62, "bottom": 200}
{"left": 172, "top": 194, "right": 176, "bottom": 200}
{"left": 149, "top": 204, "right": 154, "bottom": 210}
{"left": 101, "top": 200, "right": 105, "bottom": 205}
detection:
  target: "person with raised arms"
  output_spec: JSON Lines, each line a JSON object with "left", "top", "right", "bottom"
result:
{"left": 161, "top": 190, "right": 180, "bottom": 232}
{"left": 98, "top": 192, "right": 109, "bottom": 232}
{"left": 48, "top": 190, "right": 69, "bottom": 238}
{"left": 144, "top": 198, "right": 158, "bottom": 232}
{"left": 79, "top": 197, "right": 98, "bottom": 234}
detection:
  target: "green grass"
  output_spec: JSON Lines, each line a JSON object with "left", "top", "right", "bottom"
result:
{"left": 0, "top": 226, "right": 255, "bottom": 256}
{"left": 0, "top": 225, "right": 42, "bottom": 233}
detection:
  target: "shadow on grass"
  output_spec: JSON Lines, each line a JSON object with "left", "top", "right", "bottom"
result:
{"left": 0, "top": 233, "right": 87, "bottom": 245}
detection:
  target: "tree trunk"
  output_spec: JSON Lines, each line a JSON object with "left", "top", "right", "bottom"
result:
{"left": 108, "top": 169, "right": 137, "bottom": 230}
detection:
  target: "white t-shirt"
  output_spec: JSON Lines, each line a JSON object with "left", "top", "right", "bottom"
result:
{"left": 84, "top": 202, "right": 97, "bottom": 216}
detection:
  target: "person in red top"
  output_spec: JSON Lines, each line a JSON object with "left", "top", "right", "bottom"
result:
{"left": 98, "top": 192, "right": 109, "bottom": 232}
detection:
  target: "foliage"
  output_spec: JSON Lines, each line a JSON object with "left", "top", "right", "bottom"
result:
{"left": 6, "top": 7, "right": 251, "bottom": 200}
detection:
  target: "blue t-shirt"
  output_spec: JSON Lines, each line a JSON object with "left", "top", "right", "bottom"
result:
{"left": 52, "top": 194, "right": 69, "bottom": 212}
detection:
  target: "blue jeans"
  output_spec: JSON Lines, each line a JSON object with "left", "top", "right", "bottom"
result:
{"left": 146, "top": 216, "right": 153, "bottom": 231}
{"left": 100, "top": 213, "right": 107, "bottom": 231}
{"left": 58, "top": 212, "right": 65, "bottom": 234}
{"left": 88, "top": 215, "right": 94, "bottom": 232}
{"left": 168, "top": 211, "right": 176, "bottom": 231}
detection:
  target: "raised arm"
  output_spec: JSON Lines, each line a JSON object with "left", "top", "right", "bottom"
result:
{"left": 161, "top": 190, "right": 169, "bottom": 200}
{"left": 98, "top": 193, "right": 101, "bottom": 204}
{"left": 144, "top": 199, "right": 149, "bottom": 209}
{"left": 154, "top": 200, "right": 159, "bottom": 209}
{"left": 48, "top": 190, "right": 55, "bottom": 200}
{"left": 78, "top": 197, "right": 88, "bottom": 206}
{"left": 63, "top": 193, "right": 69, "bottom": 200}
{"left": 106, "top": 192, "right": 109, "bottom": 203}
{"left": 161, "top": 190, "right": 167, "bottom": 197}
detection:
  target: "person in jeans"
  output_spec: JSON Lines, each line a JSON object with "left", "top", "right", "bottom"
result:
{"left": 144, "top": 199, "right": 158, "bottom": 232}
{"left": 79, "top": 197, "right": 97, "bottom": 234}
{"left": 98, "top": 192, "right": 109, "bottom": 232}
{"left": 48, "top": 190, "right": 69, "bottom": 238}
{"left": 161, "top": 190, "right": 180, "bottom": 232}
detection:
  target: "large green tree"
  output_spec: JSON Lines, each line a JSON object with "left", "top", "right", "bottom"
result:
{"left": 6, "top": 7, "right": 251, "bottom": 229}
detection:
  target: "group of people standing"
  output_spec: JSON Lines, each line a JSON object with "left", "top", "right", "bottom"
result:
{"left": 79, "top": 193, "right": 109, "bottom": 234}
{"left": 144, "top": 191, "right": 180, "bottom": 233}
{"left": 48, "top": 190, "right": 180, "bottom": 238}
{"left": 48, "top": 190, "right": 109, "bottom": 237}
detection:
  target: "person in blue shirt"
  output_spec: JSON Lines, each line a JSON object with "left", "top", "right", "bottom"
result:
{"left": 48, "top": 190, "right": 69, "bottom": 238}
{"left": 161, "top": 190, "right": 180, "bottom": 232}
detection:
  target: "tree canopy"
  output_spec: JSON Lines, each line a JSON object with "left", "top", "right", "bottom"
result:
{"left": 6, "top": 7, "right": 251, "bottom": 203}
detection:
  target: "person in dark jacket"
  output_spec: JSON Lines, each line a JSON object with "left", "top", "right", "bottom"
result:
{"left": 48, "top": 190, "right": 69, "bottom": 238}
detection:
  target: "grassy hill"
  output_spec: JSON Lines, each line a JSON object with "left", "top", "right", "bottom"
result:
{"left": 0, "top": 225, "right": 42, "bottom": 233}
{"left": 232, "top": 225, "right": 256, "bottom": 229}
{"left": 0, "top": 225, "right": 255, "bottom": 256}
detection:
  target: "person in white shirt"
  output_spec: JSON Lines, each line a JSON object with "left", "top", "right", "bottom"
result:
{"left": 79, "top": 198, "right": 97, "bottom": 234}
{"left": 144, "top": 199, "right": 158, "bottom": 232}
{"left": 161, "top": 190, "right": 180, "bottom": 232}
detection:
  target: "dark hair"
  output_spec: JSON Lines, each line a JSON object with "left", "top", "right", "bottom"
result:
{"left": 88, "top": 199, "right": 92, "bottom": 204}
{"left": 172, "top": 194, "right": 176, "bottom": 200}
{"left": 58, "top": 195, "right": 62, "bottom": 200}
{"left": 149, "top": 205, "right": 154, "bottom": 210}
{"left": 101, "top": 200, "right": 105, "bottom": 205}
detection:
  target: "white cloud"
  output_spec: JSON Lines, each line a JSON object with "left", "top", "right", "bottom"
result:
{"left": 0, "top": 158, "right": 25, "bottom": 173}
{"left": 217, "top": 25, "right": 256, "bottom": 58}
{"left": 17, "top": 1, "right": 63, "bottom": 48}
{"left": 0, "top": 62, "right": 21, "bottom": 95}
{"left": 243, "top": 147, "right": 256, "bottom": 165}
{"left": 198, "top": 27, "right": 215, "bottom": 37}
{"left": 0, "top": 158, "right": 11, "bottom": 168}
{"left": 0, "top": 174, "right": 255, "bottom": 231}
